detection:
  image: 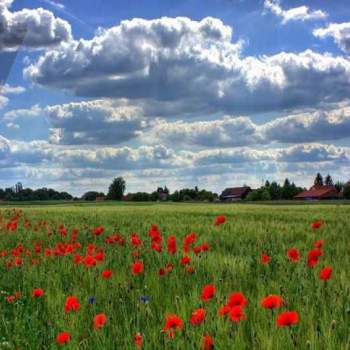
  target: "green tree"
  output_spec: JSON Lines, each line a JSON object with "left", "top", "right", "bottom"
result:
{"left": 107, "top": 177, "right": 126, "bottom": 200}
{"left": 314, "top": 173, "right": 323, "bottom": 186}
{"left": 343, "top": 184, "right": 350, "bottom": 199}
{"left": 324, "top": 174, "right": 333, "bottom": 186}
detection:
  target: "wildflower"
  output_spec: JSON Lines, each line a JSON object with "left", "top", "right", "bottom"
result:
{"left": 180, "top": 256, "right": 191, "bottom": 265}
{"left": 101, "top": 269, "right": 113, "bottom": 279}
{"left": 261, "top": 253, "right": 271, "bottom": 264}
{"left": 190, "top": 308, "right": 206, "bottom": 325}
{"left": 135, "top": 333, "right": 142, "bottom": 348}
{"left": 139, "top": 295, "right": 150, "bottom": 303}
{"left": 320, "top": 266, "right": 333, "bottom": 280}
{"left": 56, "top": 332, "right": 71, "bottom": 345}
{"left": 201, "top": 284, "right": 216, "bottom": 302}
{"left": 88, "top": 296, "right": 96, "bottom": 305}
{"left": 218, "top": 304, "right": 231, "bottom": 316}
{"left": 185, "top": 265, "right": 194, "bottom": 273}
{"left": 162, "top": 314, "right": 183, "bottom": 338}
{"left": 307, "top": 249, "right": 323, "bottom": 267}
{"left": 167, "top": 235, "right": 177, "bottom": 255}
{"left": 92, "top": 226, "right": 105, "bottom": 236}
{"left": 183, "top": 232, "right": 196, "bottom": 253}
{"left": 229, "top": 306, "right": 246, "bottom": 322}
{"left": 314, "top": 240, "right": 324, "bottom": 249}
{"left": 215, "top": 215, "right": 226, "bottom": 226}
{"left": 64, "top": 296, "right": 80, "bottom": 313}
{"left": 132, "top": 261, "right": 144, "bottom": 275}
{"left": 276, "top": 311, "right": 299, "bottom": 327}
{"left": 287, "top": 248, "right": 300, "bottom": 262}
{"left": 311, "top": 220, "right": 323, "bottom": 229}
{"left": 227, "top": 292, "right": 248, "bottom": 308}
{"left": 202, "top": 334, "right": 214, "bottom": 350}
{"left": 261, "top": 295, "right": 283, "bottom": 309}
{"left": 130, "top": 233, "right": 142, "bottom": 247}
{"left": 32, "top": 288, "right": 44, "bottom": 297}
{"left": 94, "top": 313, "right": 107, "bottom": 329}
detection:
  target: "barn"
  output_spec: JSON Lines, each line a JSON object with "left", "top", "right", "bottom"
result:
{"left": 220, "top": 186, "right": 252, "bottom": 201}
{"left": 294, "top": 185, "right": 339, "bottom": 200}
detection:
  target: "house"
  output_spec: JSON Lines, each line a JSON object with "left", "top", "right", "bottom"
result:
{"left": 220, "top": 187, "right": 252, "bottom": 201}
{"left": 95, "top": 196, "right": 105, "bottom": 202}
{"left": 294, "top": 185, "right": 339, "bottom": 200}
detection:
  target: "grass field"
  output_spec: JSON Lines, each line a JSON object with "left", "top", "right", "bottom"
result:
{"left": 0, "top": 202, "right": 349, "bottom": 349}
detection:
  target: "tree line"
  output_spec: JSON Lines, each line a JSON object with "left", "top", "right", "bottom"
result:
{"left": 0, "top": 187, "right": 73, "bottom": 201}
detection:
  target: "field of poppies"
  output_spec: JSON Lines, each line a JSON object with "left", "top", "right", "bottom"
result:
{"left": 0, "top": 202, "right": 349, "bottom": 349}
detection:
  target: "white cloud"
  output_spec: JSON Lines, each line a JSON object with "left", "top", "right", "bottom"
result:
{"left": 313, "top": 22, "right": 350, "bottom": 53}
{"left": 264, "top": 0, "right": 327, "bottom": 24}
{"left": 0, "top": 84, "right": 26, "bottom": 109}
{"left": 24, "top": 17, "right": 350, "bottom": 115}
{"left": 45, "top": 100, "right": 148, "bottom": 145}
{"left": 0, "top": 0, "right": 72, "bottom": 51}
{"left": 41, "top": 0, "right": 65, "bottom": 10}
{"left": 146, "top": 105, "right": 350, "bottom": 147}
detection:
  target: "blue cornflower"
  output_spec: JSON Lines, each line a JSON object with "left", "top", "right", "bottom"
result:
{"left": 88, "top": 296, "right": 96, "bottom": 305}
{"left": 139, "top": 295, "right": 150, "bottom": 303}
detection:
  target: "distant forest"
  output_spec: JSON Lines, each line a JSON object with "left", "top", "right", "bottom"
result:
{"left": 1, "top": 173, "right": 350, "bottom": 202}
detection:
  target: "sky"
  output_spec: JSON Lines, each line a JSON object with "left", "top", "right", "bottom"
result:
{"left": 0, "top": 0, "right": 350, "bottom": 196}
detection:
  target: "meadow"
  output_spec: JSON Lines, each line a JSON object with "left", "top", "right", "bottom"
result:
{"left": 0, "top": 202, "right": 349, "bottom": 350}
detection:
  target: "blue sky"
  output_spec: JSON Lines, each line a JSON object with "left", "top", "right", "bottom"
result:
{"left": 1, "top": 0, "right": 350, "bottom": 195}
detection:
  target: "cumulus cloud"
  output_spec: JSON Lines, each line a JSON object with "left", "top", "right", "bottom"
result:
{"left": 264, "top": 0, "right": 327, "bottom": 24}
{"left": 148, "top": 105, "right": 350, "bottom": 148}
{"left": 0, "top": 0, "right": 72, "bottom": 51}
{"left": 0, "top": 83, "right": 25, "bottom": 109}
{"left": 278, "top": 143, "right": 350, "bottom": 163}
{"left": 45, "top": 100, "right": 148, "bottom": 145}
{"left": 313, "top": 22, "right": 350, "bottom": 53}
{"left": 25, "top": 17, "right": 350, "bottom": 115}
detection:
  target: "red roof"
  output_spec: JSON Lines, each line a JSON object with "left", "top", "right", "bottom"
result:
{"left": 295, "top": 186, "right": 338, "bottom": 199}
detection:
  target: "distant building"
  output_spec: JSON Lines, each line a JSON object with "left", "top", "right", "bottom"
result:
{"left": 294, "top": 185, "right": 339, "bottom": 200}
{"left": 95, "top": 196, "right": 105, "bottom": 202}
{"left": 220, "top": 186, "right": 252, "bottom": 201}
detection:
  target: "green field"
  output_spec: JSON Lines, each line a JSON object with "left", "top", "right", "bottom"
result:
{"left": 0, "top": 203, "right": 349, "bottom": 349}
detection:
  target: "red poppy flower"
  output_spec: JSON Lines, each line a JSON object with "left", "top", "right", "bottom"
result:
{"left": 167, "top": 235, "right": 177, "bottom": 255}
{"left": 229, "top": 306, "right": 246, "bottom": 322}
{"left": 131, "top": 261, "right": 144, "bottom": 275}
{"left": 261, "top": 295, "right": 283, "bottom": 309}
{"left": 92, "top": 226, "right": 105, "bottom": 236}
{"left": 311, "top": 220, "right": 323, "bottom": 229}
{"left": 215, "top": 215, "right": 226, "bottom": 226}
{"left": 162, "top": 314, "right": 183, "bottom": 338}
{"left": 190, "top": 308, "right": 206, "bottom": 325}
{"left": 130, "top": 233, "right": 142, "bottom": 247}
{"left": 202, "top": 334, "right": 214, "bottom": 350}
{"left": 134, "top": 333, "right": 142, "bottom": 349}
{"left": 201, "top": 284, "right": 216, "bottom": 302}
{"left": 276, "top": 311, "right": 299, "bottom": 327}
{"left": 183, "top": 232, "right": 196, "bottom": 253}
{"left": 261, "top": 253, "right": 271, "bottom": 264}
{"left": 84, "top": 255, "right": 97, "bottom": 267}
{"left": 180, "top": 256, "right": 191, "bottom": 265}
{"left": 94, "top": 313, "right": 107, "bottom": 329}
{"left": 227, "top": 292, "right": 248, "bottom": 308}
{"left": 159, "top": 267, "right": 166, "bottom": 276}
{"left": 287, "top": 248, "right": 300, "bottom": 262}
{"left": 218, "top": 304, "right": 231, "bottom": 316}
{"left": 32, "top": 288, "right": 44, "bottom": 297}
{"left": 185, "top": 265, "right": 194, "bottom": 273}
{"left": 320, "top": 266, "right": 332, "bottom": 280}
{"left": 64, "top": 296, "right": 80, "bottom": 313}
{"left": 314, "top": 240, "right": 324, "bottom": 249}
{"left": 307, "top": 249, "right": 323, "bottom": 267}
{"left": 56, "top": 331, "right": 71, "bottom": 345}
{"left": 151, "top": 242, "right": 162, "bottom": 252}
{"left": 101, "top": 269, "right": 113, "bottom": 279}
{"left": 6, "top": 295, "right": 15, "bottom": 303}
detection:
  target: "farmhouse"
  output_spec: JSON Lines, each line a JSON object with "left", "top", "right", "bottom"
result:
{"left": 220, "top": 186, "right": 252, "bottom": 201}
{"left": 294, "top": 185, "right": 339, "bottom": 200}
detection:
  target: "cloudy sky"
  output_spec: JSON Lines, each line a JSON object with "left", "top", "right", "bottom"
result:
{"left": 1, "top": 0, "right": 350, "bottom": 196}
